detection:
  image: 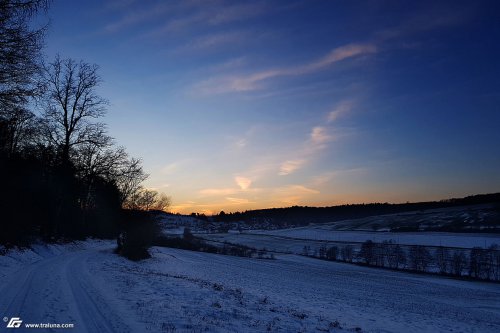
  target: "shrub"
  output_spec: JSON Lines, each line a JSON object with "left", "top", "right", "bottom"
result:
{"left": 117, "top": 210, "right": 160, "bottom": 261}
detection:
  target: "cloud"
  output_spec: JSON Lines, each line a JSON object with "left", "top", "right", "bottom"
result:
{"left": 193, "top": 42, "right": 377, "bottom": 95}
{"left": 294, "top": 43, "right": 377, "bottom": 74}
{"left": 281, "top": 101, "right": 355, "bottom": 176}
{"left": 226, "top": 197, "right": 253, "bottom": 204}
{"left": 161, "top": 162, "right": 179, "bottom": 175}
{"left": 272, "top": 185, "right": 320, "bottom": 206}
{"left": 176, "top": 31, "right": 249, "bottom": 52}
{"left": 310, "top": 168, "right": 366, "bottom": 186}
{"left": 103, "top": 3, "right": 173, "bottom": 33}
{"left": 310, "top": 126, "right": 332, "bottom": 146}
{"left": 285, "top": 185, "right": 320, "bottom": 195}
{"left": 199, "top": 188, "right": 238, "bottom": 196}
{"left": 279, "top": 160, "right": 306, "bottom": 176}
{"left": 375, "top": 7, "right": 469, "bottom": 42}
{"left": 143, "top": 2, "right": 270, "bottom": 38}
{"left": 278, "top": 124, "right": 336, "bottom": 176}
{"left": 235, "top": 138, "right": 247, "bottom": 149}
{"left": 327, "top": 100, "right": 353, "bottom": 123}
{"left": 208, "top": 2, "right": 269, "bottom": 25}
{"left": 235, "top": 176, "right": 252, "bottom": 190}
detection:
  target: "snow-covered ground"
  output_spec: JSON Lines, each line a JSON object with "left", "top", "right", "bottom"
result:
{"left": 247, "top": 229, "right": 500, "bottom": 248}
{"left": 1, "top": 241, "right": 500, "bottom": 332}
{"left": 199, "top": 231, "right": 500, "bottom": 257}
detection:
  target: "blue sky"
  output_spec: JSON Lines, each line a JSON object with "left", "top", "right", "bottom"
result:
{"left": 42, "top": 0, "right": 500, "bottom": 214}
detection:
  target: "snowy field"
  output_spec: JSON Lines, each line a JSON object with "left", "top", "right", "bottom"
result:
{"left": 1, "top": 241, "right": 500, "bottom": 332}
{"left": 248, "top": 229, "right": 500, "bottom": 248}
{"left": 199, "top": 231, "right": 500, "bottom": 257}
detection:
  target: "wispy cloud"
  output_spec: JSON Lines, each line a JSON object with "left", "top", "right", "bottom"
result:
{"left": 175, "top": 30, "right": 250, "bottom": 53}
{"left": 310, "top": 126, "right": 332, "bottom": 146}
{"left": 193, "top": 42, "right": 377, "bottom": 95}
{"left": 278, "top": 125, "right": 336, "bottom": 176}
{"left": 208, "top": 2, "right": 269, "bottom": 25}
{"left": 375, "top": 6, "right": 470, "bottom": 43}
{"left": 277, "top": 100, "right": 354, "bottom": 176}
{"left": 272, "top": 185, "right": 320, "bottom": 206}
{"left": 310, "top": 168, "right": 366, "bottom": 186}
{"left": 103, "top": 3, "right": 173, "bottom": 33}
{"left": 199, "top": 188, "right": 238, "bottom": 196}
{"left": 284, "top": 185, "right": 320, "bottom": 195}
{"left": 160, "top": 159, "right": 193, "bottom": 175}
{"left": 143, "top": 1, "right": 270, "bottom": 38}
{"left": 234, "top": 138, "right": 247, "bottom": 149}
{"left": 226, "top": 197, "right": 253, "bottom": 204}
{"left": 279, "top": 159, "right": 306, "bottom": 176}
{"left": 327, "top": 100, "right": 353, "bottom": 123}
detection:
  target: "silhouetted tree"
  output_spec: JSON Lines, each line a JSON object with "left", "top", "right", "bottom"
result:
{"left": 115, "top": 156, "right": 147, "bottom": 206}
{"left": 340, "top": 245, "right": 354, "bottom": 262}
{"left": 451, "top": 250, "right": 467, "bottom": 277}
{"left": 469, "top": 247, "right": 482, "bottom": 278}
{"left": 489, "top": 244, "right": 500, "bottom": 281}
{"left": 152, "top": 193, "right": 171, "bottom": 211}
{"left": 388, "top": 243, "right": 406, "bottom": 269}
{"left": 409, "top": 245, "right": 432, "bottom": 272}
{"left": 1, "top": 1, "right": 48, "bottom": 156}
{"left": 435, "top": 246, "right": 450, "bottom": 274}
{"left": 124, "top": 188, "right": 170, "bottom": 211}
{"left": 326, "top": 246, "right": 338, "bottom": 260}
{"left": 42, "top": 56, "right": 108, "bottom": 163}
{"left": 359, "top": 240, "right": 375, "bottom": 265}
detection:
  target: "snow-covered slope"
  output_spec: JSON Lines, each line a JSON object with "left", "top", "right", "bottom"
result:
{"left": 1, "top": 241, "right": 500, "bottom": 332}
{"left": 248, "top": 229, "right": 500, "bottom": 248}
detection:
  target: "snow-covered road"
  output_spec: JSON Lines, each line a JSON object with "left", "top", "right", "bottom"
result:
{"left": 0, "top": 244, "right": 134, "bottom": 332}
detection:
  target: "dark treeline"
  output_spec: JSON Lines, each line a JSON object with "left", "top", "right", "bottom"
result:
{"left": 0, "top": 1, "right": 168, "bottom": 249}
{"left": 304, "top": 240, "right": 500, "bottom": 282}
{"left": 215, "top": 193, "right": 500, "bottom": 228}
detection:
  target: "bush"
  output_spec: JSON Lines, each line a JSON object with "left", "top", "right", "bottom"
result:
{"left": 117, "top": 210, "right": 160, "bottom": 261}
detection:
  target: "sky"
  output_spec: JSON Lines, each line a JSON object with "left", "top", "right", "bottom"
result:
{"left": 40, "top": 0, "right": 500, "bottom": 214}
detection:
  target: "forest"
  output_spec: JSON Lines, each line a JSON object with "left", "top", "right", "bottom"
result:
{"left": 0, "top": 1, "right": 167, "bottom": 249}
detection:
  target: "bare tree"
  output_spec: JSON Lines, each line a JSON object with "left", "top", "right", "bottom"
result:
{"left": 326, "top": 246, "right": 338, "bottom": 261}
{"left": 469, "top": 247, "right": 483, "bottom": 278}
{"left": 387, "top": 242, "right": 406, "bottom": 269}
{"left": 409, "top": 245, "right": 432, "bottom": 272}
{"left": 0, "top": 1, "right": 48, "bottom": 154}
{"left": 124, "top": 188, "right": 170, "bottom": 212}
{"left": 359, "top": 240, "right": 375, "bottom": 265}
{"left": 435, "top": 246, "right": 450, "bottom": 274}
{"left": 489, "top": 244, "right": 500, "bottom": 281}
{"left": 115, "top": 157, "right": 148, "bottom": 206}
{"left": 0, "top": 0, "right": 47, "bottom": 110}
{"left": 151, "top": 193, "right": 171, "bottom": 212}
{"left": 452, "top": 250, "right": 467, "bottom": 277}
{"left": 340, "top": 244, "right": 354, "bottom": 262}
{"left": 42, "top": 56, "right": 108, "bottom": 162}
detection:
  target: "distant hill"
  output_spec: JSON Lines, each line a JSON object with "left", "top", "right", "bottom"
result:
{"left": 213, "top": 193, "right": 500, "bottom": 230}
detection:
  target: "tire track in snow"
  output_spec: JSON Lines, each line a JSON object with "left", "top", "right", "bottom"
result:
{"left": 0, "top": 247, "right": 132, "bottom": 333}
{"left": 66, "top": 252, "right": 131, "bottom": 333}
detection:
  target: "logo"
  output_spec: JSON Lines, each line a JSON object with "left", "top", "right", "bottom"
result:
{"left": 6, "top": 317, "right": 23, "bottom": 328}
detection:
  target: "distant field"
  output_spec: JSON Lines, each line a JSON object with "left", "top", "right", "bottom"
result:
{"left": 249, "top": 229, "right": 500, "bottom": 248}
{"left": 199, "top": 231, "right": 500, "bottom": 258}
